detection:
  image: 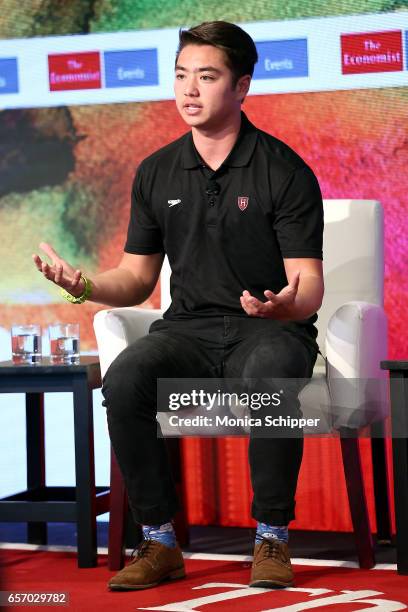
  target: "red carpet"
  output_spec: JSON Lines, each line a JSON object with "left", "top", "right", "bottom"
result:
{"left": 2, "top": 547, "right": 408, "bottom": 611}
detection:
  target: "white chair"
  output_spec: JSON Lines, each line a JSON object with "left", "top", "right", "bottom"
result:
{"left": 94, "top": 199, "right": 391, "bottom": 569}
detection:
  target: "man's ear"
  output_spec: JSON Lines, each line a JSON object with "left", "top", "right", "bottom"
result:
{"left": 236, "top": 74, "right": 251, "bottom": 103}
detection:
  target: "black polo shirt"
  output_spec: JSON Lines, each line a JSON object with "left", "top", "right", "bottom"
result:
{"left": 124, "top": 112, "right": 323, "bottom": 332}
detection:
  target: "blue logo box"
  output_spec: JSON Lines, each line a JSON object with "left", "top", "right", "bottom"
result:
{"left": 253, "top": 39, "right": 309, "bottom": 79}
{"left": 406, "top": 31, "right": 408, "bottom": 69}
{"left": 104, "top": 49, "right": 158, "bottom": 87}
{"left": 0, "top": 58, "right": 19, "bottom": 94}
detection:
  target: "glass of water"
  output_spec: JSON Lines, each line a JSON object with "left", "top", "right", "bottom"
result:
{"left": 49, "top": 323, "right": 80, "bottom": 365}
{"left": 11, "top": 324, "right": 42, "bottom": 364}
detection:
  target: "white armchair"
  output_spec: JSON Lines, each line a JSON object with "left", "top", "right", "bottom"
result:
{"left": 94, "top": 199, "right": 390, "bottom": 569}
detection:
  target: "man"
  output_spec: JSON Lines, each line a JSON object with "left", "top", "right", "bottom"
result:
{"left": 33, "top": 21, "right": 324, "bottom": 590}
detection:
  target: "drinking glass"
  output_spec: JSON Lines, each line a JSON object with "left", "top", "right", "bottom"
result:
{"left": 49, "top": 323, "right": 80, "bottom": 365}
{"left": 11, "top": 324, "right": 42, "bottom": 364}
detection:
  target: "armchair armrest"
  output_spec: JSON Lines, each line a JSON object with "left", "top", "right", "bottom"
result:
{"left": 93, "top": 307, "right": 163, "bottom": 378}
{"left": 325, "top": 301, "right": 389, "bottom": 429}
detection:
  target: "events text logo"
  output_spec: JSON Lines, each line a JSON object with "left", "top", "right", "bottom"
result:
{"left": 253, "top": 39, "right": 309, "bottom": 79}
{"left": 104, "top": 49, "right": 158, "bottom": 87}
{"left": 0, "top": 58, "right": 18, "bottom": 94}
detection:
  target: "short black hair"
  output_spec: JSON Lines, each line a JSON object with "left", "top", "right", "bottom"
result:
{"left": 176, "top": 21, "right": 258, "bottom": 85}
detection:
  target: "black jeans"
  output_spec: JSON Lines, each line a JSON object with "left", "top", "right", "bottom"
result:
{"left": 102, "top": 316, "right": 319, "bottom": 526}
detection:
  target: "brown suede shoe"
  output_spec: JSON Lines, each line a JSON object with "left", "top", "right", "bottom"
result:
{"left": 108, "top": 539, "right": 185, "bottom": 590}
{"left": 250, "top": 538, "right": 294, "bottom": 588}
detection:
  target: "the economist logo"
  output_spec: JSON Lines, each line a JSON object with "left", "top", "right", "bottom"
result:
{"left": 341, "top": 30, "right": 403, "bottom": 74}
{"left": 48, "top": 51, "right": 101, "bottom": 91}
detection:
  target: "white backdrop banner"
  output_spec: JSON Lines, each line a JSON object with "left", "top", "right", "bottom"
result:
{"left": 0, "top": 11, "right": 407, "bottom": 109}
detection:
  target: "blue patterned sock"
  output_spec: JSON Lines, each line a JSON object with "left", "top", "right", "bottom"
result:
{"left": 255, "top": 522, "right": 289, "bottom": 544}
{"left": 142, "top": 522, "right": 176, "bottom": 548}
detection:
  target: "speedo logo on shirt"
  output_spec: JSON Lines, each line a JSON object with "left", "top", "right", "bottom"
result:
{"left": 168, "top": 199, "right": 181, "bottom": 207}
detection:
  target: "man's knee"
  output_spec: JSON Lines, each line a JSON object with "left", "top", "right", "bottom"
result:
{"left": 101, "top": 338, "right": 161, "bottom": 420}
{"left": 242, "top": 333, "right": 312, "bottom": 379}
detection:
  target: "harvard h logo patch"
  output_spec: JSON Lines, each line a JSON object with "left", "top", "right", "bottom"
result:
{"left": 238, "top": 196, "right": 249, "bottom": 211}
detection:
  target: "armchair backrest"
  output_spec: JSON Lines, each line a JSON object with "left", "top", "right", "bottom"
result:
{"left": 317, "top": 199, "right": 383, "bottom": 357}
{"left": 160, "top": 199, "right": 384, "bottom": 358}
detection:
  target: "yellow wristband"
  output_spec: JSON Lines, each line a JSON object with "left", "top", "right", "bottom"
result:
{"left": 60, "top": 275, "right": 92, "bottom": 304}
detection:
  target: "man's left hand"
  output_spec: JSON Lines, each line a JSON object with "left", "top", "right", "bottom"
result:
{"left": 240, "top": 271, "right": 300, "bottom": 320}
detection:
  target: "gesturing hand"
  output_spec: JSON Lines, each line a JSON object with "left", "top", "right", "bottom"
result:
{"left": 240, "top": 272, "right": 300, "bottom": 320}
{"left": 32, "top": 242, "right": 85, "bottom": 297}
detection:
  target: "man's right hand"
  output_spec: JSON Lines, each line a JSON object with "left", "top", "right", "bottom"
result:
{"left": 32, "top": 242, "right": 85, "bottom": 298}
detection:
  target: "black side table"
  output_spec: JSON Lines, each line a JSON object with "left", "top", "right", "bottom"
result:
{"left": 380, "top": 360, "right": 408, "bottom": 575}
{"left": 0, "top": 357, "right": 109, "bottom": 568}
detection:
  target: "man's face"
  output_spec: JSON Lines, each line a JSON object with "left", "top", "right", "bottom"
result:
{"left": 174, "top": 44, "right": 249, "bottom": 131}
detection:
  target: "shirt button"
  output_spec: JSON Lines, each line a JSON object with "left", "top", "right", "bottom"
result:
{"left": 209, "top": 198, "right": 215, "bottom": 206}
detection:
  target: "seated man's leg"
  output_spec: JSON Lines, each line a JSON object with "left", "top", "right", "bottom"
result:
{"left": 224, "top": 324, "right": 317, "bottom": 587}
{"left": 102, "top": 325, "right": 217, "bottom": 590}
{"left": 102, "top": 328, "right": 215, "bottom": 525}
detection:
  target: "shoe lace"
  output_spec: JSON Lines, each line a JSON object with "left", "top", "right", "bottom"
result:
{"left": 130, "top": 538, "right": 156, "bottom": 563}
{"left": 260, "top": 537, "right": 283, "bottom": 561}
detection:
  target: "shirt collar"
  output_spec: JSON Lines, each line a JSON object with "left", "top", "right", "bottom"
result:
{"left": 181, "top": 111, "right": 258, "bottom": 170}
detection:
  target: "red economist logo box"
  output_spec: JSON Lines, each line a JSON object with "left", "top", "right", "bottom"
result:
{"left": 48, "top": 51, "right": 101, "bottom": 91}
{"left": 341, "top": 30, "right": 403, "bottom": 74}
